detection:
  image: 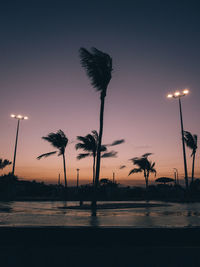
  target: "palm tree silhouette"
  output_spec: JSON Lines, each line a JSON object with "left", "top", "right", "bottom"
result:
{"left": 0, "top": 159, "right": 12, "bottom": 170}
{"left": 184, "top": 131, "right": 198, "bottom": 183}
{"left": 79, "top": 47, "right": 113, "bottom": 196}
{"left": 37, "top": 130, "right": 68, "bottom": 188}
{"left": 75, "top": 130, "right": 107, "bottom": 185}
{"left": 128, "top": 153, "right": 156, "bottom": 189}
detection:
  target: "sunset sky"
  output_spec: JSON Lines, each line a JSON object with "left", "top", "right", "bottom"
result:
{"left": 0, "top": 1, "right": 200, "bottom": 186}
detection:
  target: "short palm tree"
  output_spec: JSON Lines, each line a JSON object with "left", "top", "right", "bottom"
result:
{"left": 128, "top": 153, "right": 156, "bottom": 189}
{"left": 79, "top": 47, "right": 113, "bottom": 193}
{"left": 37, "top": 130, "right": 68, "bottom": 188}
{"left": 75, "top": 130, "right": 107, "bottom": 185}
{"left": 184, "top": 131, "right": 198, "bottom": 183}
{"left": 0, "top": 159, "right": 12, "bottom": 170}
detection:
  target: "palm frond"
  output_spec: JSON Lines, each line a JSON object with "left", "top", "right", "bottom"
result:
{"left": 100, "top": 145, "right": 107, "bottom": 152}
{"left": 151, "top": 162, "right": 155, "bottom": 169}
{"left": 109, "top": 139, "right": 125, "bottom": 146}
{"left": 79, "top": 47, "right": 113, "bottom": 94}
{"left": 119, "top": 165, "right": 126, "bottom": 169}
{"left": 75, "top": 142, "right": 88, "bottom": 150}
{"left": 184, "top": 131, "right": 198, "bottom": 152}
{"left": 130, "top": 154, "right": 156, "bottom": 173}
{"left": 0, "top": 159, "right": 12, "bottom": 169}
{"left": 37, "top": 151, "right": 57, "bottom": 160}
{"left": 91, "top": 130, "right": 98, "bottom": 141}
{"left": 76, "top": 136, "right": 88, "bottom": 144}
{"left": 101, "top": 151, "right": 118, "bottom": 158}
{"left": 150, "top": 168, "right": 157, "bottom": 177}
{"left": 129, "top": 157, "right": 139, "bottom": 162}
{"left": 86, "top": 134, "right": 97, "bottom": 151}
{"left": 77, "top": 153, "right": 91, "bottom": 160}
{"left": 128, "top": 168, "right": 142, "bottom": 176}
{"left": 142, "top": 153, "right": 153, "bottom": 158}
{"left": 42, "top": 130, "right": 68, "bottom": 151}
{"left": 76, "top": 134, "right": 97, "bottom": 153}
{"left": 132, "top": 157, "right": 147, "bottom": 169}
{"left": 194, "top": 134, "right": 198, "bottom": 145}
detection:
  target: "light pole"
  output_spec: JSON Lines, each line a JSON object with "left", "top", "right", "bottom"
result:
{"left": 58, "top": 173, "right": 61, "bottom": 185}
{"left": 11, "top": 114, "right": 28, "bottom": 176}
{"left": 112, "top": 172, "right": 115, "bottom": 183}
{"left": 76, "top": 168, "right": 80, "bottom": 188}
{"left": 167, "top": 89, "right": 189, "bottom": 189}
{"left": 173, "top": 168, "right": 179, "bottom": 185}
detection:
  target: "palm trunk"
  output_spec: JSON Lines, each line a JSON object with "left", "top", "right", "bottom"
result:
{"left": 92, "top": 93, "right": 105, "bottom": 209}
{"left": 191, "top": 152, "right": 196, "bottom": 184}
{"left": 62, "top": 153, "right": 67, "bottom": 188}
{"left": 95, "top": 94, "right": 105, "bottom": 185}
{"left": 145, "top": 179, "right": 148, "bottom": 189}
{"left": 144, "top": 170, "right": 148, "bottom": 189}
{"left": 92, "top": 154, "right": 96, "bottom": 185}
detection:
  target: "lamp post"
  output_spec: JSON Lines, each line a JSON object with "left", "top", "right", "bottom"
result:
{"left": 173, "top": 168, "right": 179, "bottom": 185}
{"left": 112, "top": 172, "right": 115, "bottom": 183}
{"left": 11, "top": 114, "right": 28, "bottom": 176}
{"left": 76, "top": 168, "right": 80, "bottom": 188}
{"left": 167, "top": 89, "right": 189, "bottom": 189}
{"left": 58, "top": 173, "right": 61, "bottom": 185}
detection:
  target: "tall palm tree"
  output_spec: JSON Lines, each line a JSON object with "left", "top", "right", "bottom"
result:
{"left": 184, "top": 131, "right": 198, "bottom": 183}
{"left": 0, "top": 159, "right": 12, "bottom": 170}
{"left": 37, "top": 130, "right": 68, "bottom": 188}
{"left": 128, "top": 153, "right": 156, "bottom": 189}
{"left": 79, "top": 47, "right": 113, "bottom": 195}
{"left": 75, "top": 130, "right": 107, "bottom": 185}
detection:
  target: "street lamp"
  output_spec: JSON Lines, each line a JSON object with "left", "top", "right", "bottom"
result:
{"left": 173, "top": 168, "right": 179, "bottom": 185}
{"left": 76, "top": 168, "right": 80, "bottom": 188}
{"left": 167, "top": 89, "right": 189, "bottom": 189}
{"left": 11, "top": 114, "right": 28, "bottom": 176}
{"left": 112, "top": 172, "right": 115, "bottom": 183}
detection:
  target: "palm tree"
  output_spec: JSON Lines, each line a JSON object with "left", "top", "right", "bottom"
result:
{"left": 0, "top": 159, "right": 12, "bottom": 170}
{"left": 79, "top": 47, "right": 113, "bottom": 196}
{"left": 75, "top": 130, "right": 107, "bottom": 185}
{"left": 37, "top": 130, "right": 68, "bottom": 188}
{"left": 128, "top": 153, "right": 156, "bottom": 189}
{"left": 184, "top": 131, "right": 198, "bottom": 183}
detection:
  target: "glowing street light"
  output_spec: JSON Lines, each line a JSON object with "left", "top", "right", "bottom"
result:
{"left": 10, "top": 114, "right": 28, "bottom": 176}
{"left": 167, "top": 89, "right": 189, "bottom": 189}
{"left": 167, "top": 89, "right": 189, "bottom": 99}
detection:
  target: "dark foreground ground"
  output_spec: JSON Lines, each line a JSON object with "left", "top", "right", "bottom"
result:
{"left": 0, "top": 227, "right": 200, "bottom": 267}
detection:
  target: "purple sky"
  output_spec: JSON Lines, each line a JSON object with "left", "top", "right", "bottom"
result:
{"left": 0, "top": 1, "right": 200, "bottom": 185}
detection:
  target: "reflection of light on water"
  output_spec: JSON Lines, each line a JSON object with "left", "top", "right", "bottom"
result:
{"left": 0, "top": 201, "right": 200, "bottom": 228}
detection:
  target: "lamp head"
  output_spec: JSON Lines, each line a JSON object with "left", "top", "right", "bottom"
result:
{"left": 174, "top": 91, "right": 180, "bottom": 97}
{"left": 183, "top": 89, "right": 189, "bottom": 95}
{"left": 167, "top": 94, "right": 173, "bottom": 98}
{"left": 10, "top": 114, "right": 28, "bottom": 120}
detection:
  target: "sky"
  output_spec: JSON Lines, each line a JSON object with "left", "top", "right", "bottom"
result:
{"left": 0, "top": 0, "right": 200, "bottom": 186}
